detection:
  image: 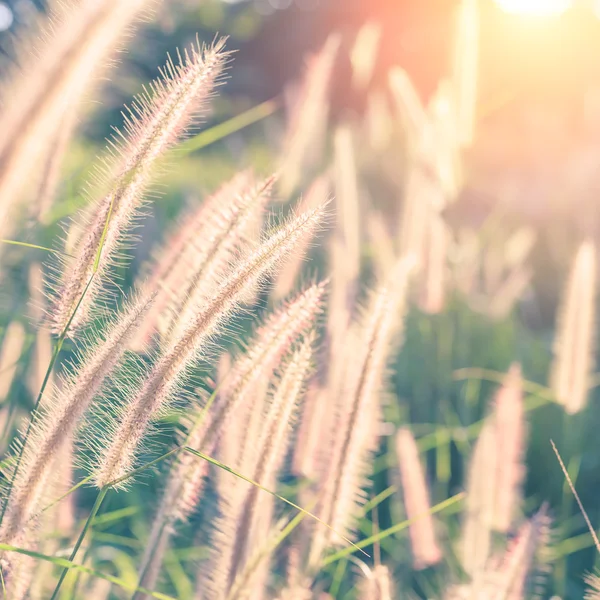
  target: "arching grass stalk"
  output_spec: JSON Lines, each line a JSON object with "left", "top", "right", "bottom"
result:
{"left": 0, "top": 239, "right": 74, "bottom": 258}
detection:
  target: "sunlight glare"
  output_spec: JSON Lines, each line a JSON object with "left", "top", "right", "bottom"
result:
{"left": 494, "top": 0, "right": 572, "bottom": 17}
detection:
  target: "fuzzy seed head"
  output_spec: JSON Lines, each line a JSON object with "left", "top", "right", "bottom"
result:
{"left": 50, "top": 39, "right": 228, "bottom": 336}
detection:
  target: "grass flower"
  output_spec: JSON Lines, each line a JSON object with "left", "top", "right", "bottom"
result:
{"left": 395, "top": 427, "right": 442, "bottom": 569}
{"left": 130, "top": 171, "right": 252, "bottom": 349}
{"left": 50, "top": 39, "right": 228, "bottom": 336}
{"left": 492, "top": 363, "right": 525, "bottom": 532}
{"left": 551, "top": 239, "right": 597, "bottom": 414}
{"left": 310, "top": 257, "right": 413, "bottom": 565}
{"left": 92, "top": 204, "right": 326, "bottom": 488}
{"left": 0, "top": 296, "right": 153, "bottom": 547}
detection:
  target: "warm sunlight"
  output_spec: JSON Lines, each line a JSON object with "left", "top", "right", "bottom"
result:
{"left": 493, "top": 0, "right": 572, "bottom": 16}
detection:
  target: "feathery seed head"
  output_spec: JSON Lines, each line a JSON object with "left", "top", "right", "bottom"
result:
{"left": 357, "top": 565, "right": 394, "bottom": 600}
{"left": 311, "top": 257, "right": 413, "bottom": 563}
{"left": 0, "top": 0, "right": 155, "bottom": 243}
{"left": 0, "top": 293, "right": 153, "bottom": 559}
{"left": 49, "top": 39, "right": 229, "bottom": 337}
{"left": 130, "top": 170, "right": 253, "bottom": 350}
{"left": 92, "top": 204, "right": 326, "bottom": 488}
{"left": 492, "top": 363, "right": 525, "bottom": 532}
{"left": 395, "top": 427, "right": 442, "bottom": 569}
{"left": 551, "top": 239, "right": 597, "bottom": 414}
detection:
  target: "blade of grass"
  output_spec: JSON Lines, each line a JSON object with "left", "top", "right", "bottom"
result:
{"left": 321, "top": 492, "right": 465, "bottom": 566}
{"left": 177, "top": 99, "right": 278, "bottom": 155}
{"left": 0, "top": 239, "right": 74, "bottom": 258}
{"left": 0, "top": 543, "right": 176, "bottom": 599}
{"left": 184, "top": 447, "right": 369, "bottom": 558}
{"left": 551, "top": 440, "right": 600, "bottom": 553}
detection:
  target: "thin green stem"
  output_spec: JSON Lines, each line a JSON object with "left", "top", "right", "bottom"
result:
{"left": 50, "top": 486, "right": 109, "bottom": 600}
{"left": 108, "top": 447, "right": 181, "bottom": 488}
{"left": 0, "top": 275, "right": 94, "bottom": 527}
{"left": 41, "top": 475, "right": 93, "bottom": 515}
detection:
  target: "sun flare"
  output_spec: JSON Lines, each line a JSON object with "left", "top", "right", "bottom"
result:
{"left": 494, "top": 0, "right": 572, "bottom": 16}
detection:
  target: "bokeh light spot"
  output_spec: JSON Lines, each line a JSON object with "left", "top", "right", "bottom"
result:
{"left": 0, "top": 2, "right": 13, "bottom": 31}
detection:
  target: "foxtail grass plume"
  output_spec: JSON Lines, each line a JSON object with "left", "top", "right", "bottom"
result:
{"left": 388, "top": 67, "right": 427, "bottom": 140}
{"left": 350, "top": 22, "right": 381, "bottom": 90}
{"left": 551, "top": 239, "right": 597, "bottom": 414}
{"left": 395, "top": 427, "right": 442, "bottom": 569}
{"left": 365, "top": 90, "right": 394, "bottom": 152}
{"left": 92, "top": 204, "right": 326, "bottom": 488}
{"left": 459, "top": 418, "right": 497, "bottom": 579}
{"left": 460, "top": 505, "right": 550, "bottom": 600}
{"left": 0, "top": 295, "right": 153, "bottom": 552}
{"left": 0, "top": 321, "right": 26, "bottom": 403}
{"left": 291, "top": 384, "right": 330, "bottom": 481}
{"left": 209, "top": 280, "right": 325, "bottom": 467}
{"left": 50, "top": 39, "right": 228, "bottom": 336}
{"left": 167, "top": 175, "right": 276, "bottom": 343}
{"left": 585, "top": 574, "right": 600, "bottom": 600}
{"left": 310, "top": 257, "right": 413, "bottom": 565}
{"left": 397, "top": 168, "right": 437, "bottom": 272}
{"left": 130, "top": 171, "right": 252, "bottom": 349}
{"left": 367, "top": 211, "right": 396, "bottom": 279}
{"left": 273, "top": 175, "right": 330, "bottom": 300}
{"left": 34, "top": 107, "right": 79, "bottom": 224}
{"left": 205, "top": 384, "right": 272, "bottom": 600}
{"left": 27, "top": 263, "right": 54, "bottom": 396}
{"left": 487, "top": 505, "right": 549, "bottom": 600}
{"left": 223, "top": 338, "right": 314, "bottom": 600}
{"left": 279, "top": 35, "right": 340, "bottom": 197}
{"left": 136, "top": 283, "right": 325, "bottom": 596}
{"left": 492, "top": 363, "right": 525, "bottom": 532}
{"left": 418, "top": 214, "right": 449, "bottom": 314}
{"left": 0, "top": 0, "right": 154, "bottom": 240}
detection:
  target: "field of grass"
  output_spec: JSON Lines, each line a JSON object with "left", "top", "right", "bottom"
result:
{"left": 0, "top": 0, "right": 599, "bottom": 598}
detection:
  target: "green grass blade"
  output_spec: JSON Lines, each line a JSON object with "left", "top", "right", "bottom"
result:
{"left": 177, "top": 99, "right": 278, "bottom": 155}
{"left": 321, "top": 492, "right": 466, "bottom": 567}
{"left": 0, "top": 543, "right": 176, "bottom": 599}
{"left": 184, "top": 447, "right": 368, "bottom": 558}
{"left": 226, "top": 508, "right": 310, "bottom": 600}
{"left": 0, "top": 239, "right": 73, "bottom": 258}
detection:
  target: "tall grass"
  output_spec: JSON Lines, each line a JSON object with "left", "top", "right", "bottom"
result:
{"left": 0, "top": 1, "right": 598, "bottom": 599}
